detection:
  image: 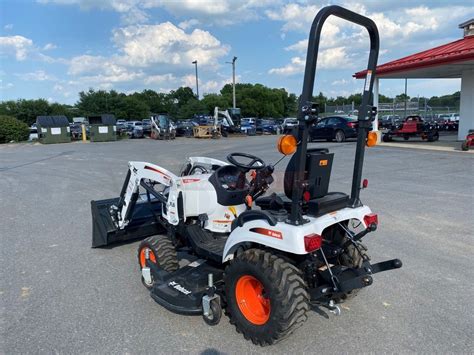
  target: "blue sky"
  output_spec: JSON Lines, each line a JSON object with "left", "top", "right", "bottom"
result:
{"left": 1, "top": 0, "right": 473, "bottom": 104}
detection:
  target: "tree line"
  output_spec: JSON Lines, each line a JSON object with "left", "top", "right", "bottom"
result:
{"left": 0, "top": 84, "right": 461, "bottom": 126}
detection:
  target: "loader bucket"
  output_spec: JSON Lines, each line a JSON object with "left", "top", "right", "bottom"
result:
{"left": 91, "top": 197, "right": 165, "bottom": 248}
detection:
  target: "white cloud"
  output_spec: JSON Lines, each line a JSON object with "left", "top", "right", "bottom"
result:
{"left": 0, "top": 81, "right": 14, "bottom": 90}
{"left": 155, "top": 0, "right": 230, "bottom": 16}
{"left": 144, "top": 73, "right": 176, "bottom": 85}
{"left": 4, "top": 24, "right": 13, "bottom": 30}
{"left": 111, "top": 23, "right": 229, "bottom": 67}
{"left": 269, "top": 47, "right": 351, "bottom": 76}
{"left": 43, "top": 43, "right": 57, "bottom": 51}
{"left": 285, "top": 40, "right": 307, "bottom": 53}
{"left": 58, "top": 21, "right": 231, "bottom": 97}
{"left": 332, "top": 79, "right": 350, "bottom": 86}
{"left": 201, "top": 80, "right": 219, "bottom": 92}
{"left": 266, "top": 4, "right": 321, "bottom": 33}
{"left": 181, "top": 74, "right": 197, "bottom": 88}
{"left": 38, "top": 0, "right": 149, "bottom": 24}
{"left": 0, "top": 35, "right": 33, "bottom": 60}
{"left": 268, "top": 56, "right": 304, "bottom": 76}
{"left": 16, "top": 70, "right": 57, "bottom": 81}
{"left": 178, "top": 19, "right": 201, "bottom": 30}
{"left": 38, "top": 0, "right": 275, "bottom": 26}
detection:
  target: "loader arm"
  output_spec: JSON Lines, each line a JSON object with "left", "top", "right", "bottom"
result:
{"left": 214, "top": 106, "right": 235, "bottom": 128}
{"left": 114, "top": 162, "right": 177, "bottom": 229}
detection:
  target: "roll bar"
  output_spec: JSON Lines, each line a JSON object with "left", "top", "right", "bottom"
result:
{"left": 288, "top": 5, "right": 379, "bottom": 225}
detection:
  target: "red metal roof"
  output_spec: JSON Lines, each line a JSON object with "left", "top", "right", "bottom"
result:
{"left": 354, "top": 36, "right": 474, "bottom": 78}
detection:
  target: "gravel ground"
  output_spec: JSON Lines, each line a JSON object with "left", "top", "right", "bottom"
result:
{"left": 1, "top": 136, "right": 473, "bottom": 354}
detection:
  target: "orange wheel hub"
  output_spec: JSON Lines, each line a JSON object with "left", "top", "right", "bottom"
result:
{"left": 139, "top": 248, "right": 156, "bottom": 268}
{"left": 235, "top": 275, "right": 271, "bottom": 325}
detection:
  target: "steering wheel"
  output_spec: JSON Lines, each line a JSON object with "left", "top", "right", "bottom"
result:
{"left": 227, "top": 152, "right": 265, "bottom": 171}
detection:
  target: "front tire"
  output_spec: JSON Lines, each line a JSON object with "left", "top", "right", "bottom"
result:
{"left": 137, "top": 235, "right": 178, "bottom": 289}
{"left": 224, "top": 249, "right": 309, "bottom": 346}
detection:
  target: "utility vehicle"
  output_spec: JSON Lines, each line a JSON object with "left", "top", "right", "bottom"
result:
{"left": 91, "top": 6, "right": 402, "bottom": 346}
{"left": 461, "top": 129, "right": 474, "bottom": 151}
{"left": 383, "top": 115, "right": 439, "bottom": 142}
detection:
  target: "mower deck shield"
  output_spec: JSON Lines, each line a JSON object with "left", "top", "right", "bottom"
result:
{"left": 91, "top": 196, "right": 164, "bottom": 247}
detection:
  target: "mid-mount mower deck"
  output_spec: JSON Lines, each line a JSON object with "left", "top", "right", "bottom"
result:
{"left": 91, "top": 6, "right": 402, "bottom": 346}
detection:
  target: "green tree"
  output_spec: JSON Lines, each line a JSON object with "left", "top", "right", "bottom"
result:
{"left": 0, "top": 115, "right": 30, "bottom": 143}
{"left": 170, "top": 87, "right": 195, "bottom": 107}
{"left": 116, "top": 96, "right": 150, "bottom": 120}
{"left": 201, "top": 93, "right": 230, "bottom": 113}
{"left": 177, "top": 98, "right": 206, "bottom": 119}
{"left": 395, "top": 93, "right": 410, "bottom": 102}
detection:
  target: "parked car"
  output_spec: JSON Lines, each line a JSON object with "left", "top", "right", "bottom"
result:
{"left": 28, "top": 127, "right": 38, "bottom": 141}
{"left": 380, "top": 115, "right": 401, "bottom": 129}
{"left": 69, "top": 123, "right": 83, "bottom": 140}
{"left": 241, "top": 118, "right": 257, "bottom": 135}
{"left": 126, "top": 121, "right": 144, "bottom": 138}
{"left": 309, "top": 115, "right": 359, "bottom": 143}
{"left": 438, "top": 113, "right": 459, "bottom": 131}
{"left": 423, "top": 116, "right": 444, "bottom": 130}
{"left": 282, "top": 117, "right": 298, "bottom": 133}
{"left": 116, "top": 119, "right": 127, "bottom": 134}
{"left": 72, "top": 117, "right": 88, "bottom": 125}
{"left": 176, "top": 120, "right": 195, "bottom": 137}
{"left": 256, "top": 119, "right": 279, "bottom": 135}
{"left": 142, "top": 118, "right": 151, "bottom": 133}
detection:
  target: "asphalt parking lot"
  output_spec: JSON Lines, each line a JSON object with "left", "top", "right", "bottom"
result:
{"left": 1, "top": 136, "right": 473, "bottom": 354}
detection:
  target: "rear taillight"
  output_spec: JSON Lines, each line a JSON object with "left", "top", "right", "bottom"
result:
{"left": 347, "top": 122, "right": 356, "bottom": 128}
{"left": 304, "top": 234, "right": 323, "bottom": 252}
{"left": 364, "top": 213, "right": 378, "bottom": 227}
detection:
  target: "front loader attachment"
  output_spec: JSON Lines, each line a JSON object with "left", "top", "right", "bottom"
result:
{"left": 91, "top": 196, "right": 164, "bottom": 248}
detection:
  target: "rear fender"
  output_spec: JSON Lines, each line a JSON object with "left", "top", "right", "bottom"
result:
{"left": 222, "top": 205, "right": 372, "bottom": 262}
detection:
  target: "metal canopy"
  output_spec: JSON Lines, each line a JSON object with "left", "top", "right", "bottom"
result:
{"left": 354, "top": 36, "right": 474, "bottom": 79}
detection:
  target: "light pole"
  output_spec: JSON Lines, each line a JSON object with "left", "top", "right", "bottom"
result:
{"left": 192, "top": 60, "right": 199, "bottom": 99}
{"left": 226, "top": 56, "right": 237, "bottom": 108}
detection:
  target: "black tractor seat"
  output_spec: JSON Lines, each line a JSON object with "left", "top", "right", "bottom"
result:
{"left": 255, "top": 193, "right": 292, "bottom": 211}
{"left": 256, "top": 192, "right": 350, "bottom": 218}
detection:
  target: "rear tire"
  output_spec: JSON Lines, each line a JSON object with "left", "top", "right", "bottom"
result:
{"left": 224, "top": 249, "right": 309, "bottom": 346}
{"left": 335, "top": 130, "right": 345, "bottom": 143}
{"left": 137, "top": 235, "right": 178, "bottom": 289}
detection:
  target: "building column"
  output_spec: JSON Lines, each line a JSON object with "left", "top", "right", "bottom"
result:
{"left": 459, "top": 69, "right": 474, "bottom": 141}
{"left": 372, "top": 76, "right": 381, "bottom": 143}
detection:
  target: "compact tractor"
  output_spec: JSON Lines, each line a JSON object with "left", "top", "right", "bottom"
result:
{"left": 91, "top": 6, "right": 402, "bottom": 345}
{"left": 382, "top": 115, "right": 439, "bottom": 142}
